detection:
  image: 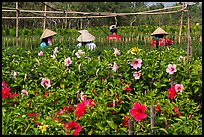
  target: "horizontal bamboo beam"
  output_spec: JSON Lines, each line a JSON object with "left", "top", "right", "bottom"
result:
{"left": 2, "top": 15, "right": 115, "bottom": 19}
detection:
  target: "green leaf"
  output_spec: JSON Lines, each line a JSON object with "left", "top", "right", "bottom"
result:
{"left": 159, "top": 128, "right": 168, "bottom": 134}
{"left": 96, "top": 123, "right": 103, "bottom": 130}
{"left": 106, "top": 120, "right": 117, "bottom": 129}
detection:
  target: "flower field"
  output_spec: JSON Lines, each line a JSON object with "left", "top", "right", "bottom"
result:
{"left": 2, "top": 38, "right": 202, "bottom": 134}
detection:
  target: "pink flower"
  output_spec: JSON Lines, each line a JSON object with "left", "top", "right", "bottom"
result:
{"left": 80, "top": 92, "right": 87, "bottom": 101}
{"left": 130, "top": 59, "right": 142, "bottom": 69}
{"left": 2, "top": 81, "right": 7, "bottom": 88}
{"left": 64, "top": 57, "right": 72, "bottom": 66}
{"left": 21, "top": 89, "right": 28, "bottom": 97}
{"left": 166, "top": 64, "right": 177, "bottom": 75}
{"left": 113, "top": 48, "right": 121, "bottom": 56}
{"left": 112, "top": 62, "right": 118, "bottom": 72}
{"left": 175, "top": 84, "right": 184, "bottom": 92}
{"left": 133, "top": 71, "right": 141, "bottom": 80}
{"left": 41, "top": 78, "right": 51, "bottom": 89}
{"left": 38, "top": 51, "right": 43, "bottom": 56}
{"left": 130, "top": 102, "right": 147, "bottom": 122}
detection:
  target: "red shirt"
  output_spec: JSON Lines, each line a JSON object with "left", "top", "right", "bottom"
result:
{"left": 107, "top": 34, "right": 122, "bottom": 41}
{"left": 150, "top": 38, "right": 173, "bottom": 47}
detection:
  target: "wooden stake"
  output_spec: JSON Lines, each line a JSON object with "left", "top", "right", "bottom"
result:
{"left": 170, "top": 74, "right": 174, "bottom": 87}
{"left": 16, "top": 2, "right": 19, "bottom": 47}
{"left": 178, "top": 2, "right": 184, "bottom": 45}
{"left": 150, "top": 105, "right": 155, "bottom": 135}
{"left": 128, "top": 119, "right": 134, "bottom": 135}
{"left": 43, "top": 2, "right": 47, "bottom": 30}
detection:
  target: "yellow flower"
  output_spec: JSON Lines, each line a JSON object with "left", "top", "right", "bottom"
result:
{"left": 131, "top": 47, "right": 140, "bottom": 55}
{"left": 38, "top": 125, "right": 49, "bottom": 133}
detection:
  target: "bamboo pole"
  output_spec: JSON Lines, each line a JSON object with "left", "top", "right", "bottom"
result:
{"left": 186, "top": 4, "right": 191, "bottom": 74}
{"left": 43, "top": 2, "right": 47, "bottom": 30}
{"left": 178, "top": 2, "right": 184, "bottom": 45}
{"left": 16, "top": 2, "right": 19, "bottom": 47}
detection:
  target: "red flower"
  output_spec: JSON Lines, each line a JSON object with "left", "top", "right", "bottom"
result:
{"left": 56, "top": 109, "right": 64, "bottom": 116}
{"left": 130, "top": 102, "right": 147, "bottom": 122}
{"left": 173, "top": 106, "right": 182, "bottom": 116}
{"left": 28, "top": 112, "right": 39, "bottom": 117}
{"left": 101, "top": 77, "right": 105, "bottom": 83}
{"left": 28, "top": 112, "right": 34, "bottom": 117}
{"left": 121, "top": 115, "right": 129, "bottom": 128}
{"left": 53, "top": 99, "right": 57, "bottom": 105}
{"left": 75, "top": 102, "right": 86, "bottom": 119}
{"left": 123, "top": 84, "right": 132, "bottom": 92}
{"left": 167, "top": 86, "right": 177, "bottom": 100}
{"left": 188, "top": 114, "right": 192, "bottom": 119}
{"left": 75, "top": 99, "right": 95, "bottom": 119}
{"left": 2, "top": 87, "right": 12, "bottom": 99}
{"left": 63, "top": 121, "right": 81, "bottom": 135}
{"left": 54, "top": 116, "right": 61, "bottom": 122}
{"left": 13, "top": 92, "right": 19, "bottom": 97}
{"left": 34, "top": 113, "right": 39, "bottom": 117}
{"left": 83, "top": 99, "right": 95, "bottom": 107}
{"left": 111, "top": 111, "right": 116, "bottom": 115}
{"left": 35, "top": 122, "right": 40, "bottom": 126}
{"left": 62, "top": 106, "right": 69, "bottom": 112}
{"left": 118, "top": 99, "right": 123, "bottom": 104}
{"left": 155, "top": 105, "right": 161, "bottom": 112}
{"left": 44, "top": 92, "right": 49, "bottom": 98}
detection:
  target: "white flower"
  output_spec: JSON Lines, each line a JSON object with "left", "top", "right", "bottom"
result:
{"left": 113, "top": 48, "right": 121, "bottom": 56}
{"left": 21, "top": 89, "right": 28, "bottom": 97}
{"left": 75, "top": 50, "right": 85, "bottom": 58}
{"left": 51, "top": 54, "right": 56, "bottom": 59}
{"left": 53, "top": 47, "right": 59, "bottom": 55}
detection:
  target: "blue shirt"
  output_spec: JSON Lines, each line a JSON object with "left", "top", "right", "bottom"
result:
{"left": 40, "top": 42, "right": 47, "bottom": 49}
{"left": 77, "top": 42, "right": 96, "bottom": 50}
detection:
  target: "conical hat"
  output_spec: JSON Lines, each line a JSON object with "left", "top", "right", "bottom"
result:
{"left": 77, "top": 30, "right": 95, "bottom": 42}
{"left": 40, "top": 29, "right": 57, "bottom": 39}
{"left": 78, "top": 30, "right": 89, "bottom": 33}
{"left": 110, "top": 25, "right": 117, "bottom": 30}
{"left": 151, "top": 27, "right": 169, "bottom": 36}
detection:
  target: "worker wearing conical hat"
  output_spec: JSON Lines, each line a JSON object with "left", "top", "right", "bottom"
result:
{"left": 107, "top": 25, "right": 122, "bottom": 41}
{"left": 40, "top": 29, "right": 57, "bottom": 49}
{"left": 76, "top": 30, "right": 96, "bottom": 50}
{"left": 150, "top": 27, "right": 173, "bottom": 48}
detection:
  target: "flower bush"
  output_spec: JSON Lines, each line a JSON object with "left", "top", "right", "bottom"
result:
{"left": 2, "top": 43, "right": 202, "bottom": 135}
